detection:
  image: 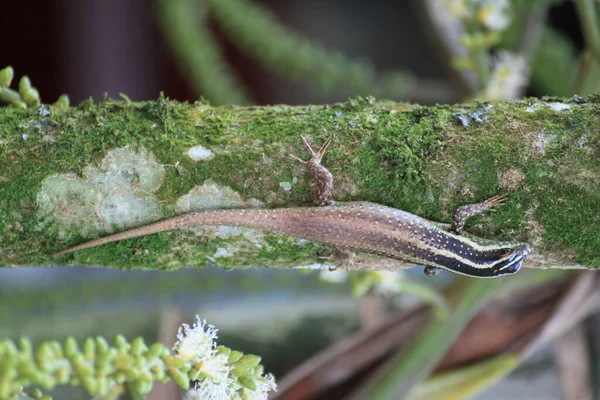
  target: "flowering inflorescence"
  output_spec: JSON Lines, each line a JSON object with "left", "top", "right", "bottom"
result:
{"left": 442, "top": 0, "right": 512, "bottom": 32}
{"left": 473, "top": 0, "right": 511, "bottom": 31}
{"left": 439, "top": 0, "right": 529, "bottom": 99}
{"left": 0, "top": 316, "right": 276, "bottom": 400}
{"left": 484, "top": 51, "right": 528, "bottom": 100}
{"left": 173, "top": 316, "right": 277, "bottom": 400}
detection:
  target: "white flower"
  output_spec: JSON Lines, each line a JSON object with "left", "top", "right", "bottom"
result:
{"left": 372, "top": 271, "right": 404, "bottom": 295}
{"left": 173, "top": 317, "right": 277, "bottom": 400}
{"left": 445, "top": 0, "right": 471, "bottom": 19}
{"left": 259, "top": 373, "right": 277, "bottom": 393}
{"left": 173, "top": 316, "right": 218, "bottom": 361}
{"left": 242, "top": 373, "right": 278, "bottom": 400}
{"left": 484, "top": 51, "right": 528, "bottom": 100}
{"left": 186, "top": 378, "right": 233, "bottom": 400}
{"left": 429, "top": 0, "right": 471, "bottom": 20}
{"left": 184, "top": 390, "right": 202, "bottom": 400}
{"left": 474, "top": 0, "right": 511, "bottom": 31}
{"left": 319, "top": 268, "right": 349, "bottom": 283}
{"left": 196, "top": 354, "right": 231, "bottom": 383}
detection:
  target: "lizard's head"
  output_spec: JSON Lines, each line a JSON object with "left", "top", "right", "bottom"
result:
{"left": 491, "top": 243, "right": 529, "bottom": 276}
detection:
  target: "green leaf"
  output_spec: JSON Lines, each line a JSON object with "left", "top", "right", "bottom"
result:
{"left": 408, "top": 354, "right": 519, "bottom": 400}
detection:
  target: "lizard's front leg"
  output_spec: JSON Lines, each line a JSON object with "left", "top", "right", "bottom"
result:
{"left": 290, "top": 136, "right": 356, "bottom": 270}
{"left": 424, "top": 194, "right": 509, "bottom": 276}
{"left": 289, "top": 135, "right": 334, "bottom": 206}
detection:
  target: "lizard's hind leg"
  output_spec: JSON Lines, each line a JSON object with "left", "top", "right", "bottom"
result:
{"left": 451, "top": 194, "right": 508, "bottom": 234}
{"left": 318, "top": 249, "right": 356, "bottom": 271}
{"left": 423, "top": 266, "right": 441, "bottom": 276}
{"left": 289, "top": 135, "right": 334, "bottom": 206}
{"left": 424, "top": 194, "right": 509, "bottom": 277}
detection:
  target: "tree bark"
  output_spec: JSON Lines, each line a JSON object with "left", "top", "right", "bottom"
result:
{"left": 1, "top": 96, "right": 598, "bottom": 272}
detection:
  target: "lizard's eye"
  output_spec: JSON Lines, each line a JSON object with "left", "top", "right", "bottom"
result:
{"left": 498, "top": 249, "right": 512, "bottom": 259}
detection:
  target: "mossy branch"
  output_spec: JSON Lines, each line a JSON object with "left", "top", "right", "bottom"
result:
{"left": 1, "top": 96, "right": 599, "bottom": 272}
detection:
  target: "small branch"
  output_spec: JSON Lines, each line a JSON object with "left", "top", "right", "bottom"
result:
{"left": 469, "top": 46, "right": 490, "bottom": 88}
{"left": 416, "top": 0, "right": 479, "bottom": 94}
{"left": 207, "top": 0, "right": 414, "bottom": 99}
{"left": 517, "top": 0, "right": 551, "bottom": 64}
{"left": 1, "top": 97, "right": 599, "bottom": 273}
{"left": 155, "top": 0, "right": 251, "bottom": 105}
{"left": 575, "top": 0, "right": 600, "bottom": 63}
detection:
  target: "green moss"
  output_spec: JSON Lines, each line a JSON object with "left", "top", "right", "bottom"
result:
{"left": 1, "top": 97, "right": 599, "bottom": 270}
{"left": 428, "top": 100, "right": 600, "bottom": 267}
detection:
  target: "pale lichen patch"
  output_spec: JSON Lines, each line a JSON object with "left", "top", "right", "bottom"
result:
{"left": 91, "top": 145, "right": 165, "bottom": 192}
{"left": 526, "top": 102, "right": 572, "bottom": 113}
{"left": 213, "top": 247, "right": 235, "bottom": 258}
{"left": 37, "top": 145, "right": 165, "bottom": 241}
{"left": 246, "top": 198, "right": 265, "bottom": 208}
{"left": 175, "top": 180, "right": 267, "bottom": 247}
{"left": 210, "top": 226, "right": 245, "bottom": 238}
{"left": 176, "top": 180, "right": 246, "bottom": 212}
{"left": 532, "top": 129, "right": 556, "bottom": 156}
{"left": 94, "top": 192, "right": 163, "bottom": 231}
{"left": 279, "top": 181, "right": 292, "bottom": 191}
{"left": 37, "top": 175, "right": 107, "bottom": 240}
{"left": 187, "top": 145, "right": 214, "bottom": 161}
{"left": 548, "top": 102, "right": 571, "bottom": 111}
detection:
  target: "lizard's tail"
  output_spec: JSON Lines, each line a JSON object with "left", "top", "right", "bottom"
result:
{"left": 52, "top": 214, "right": 195, "bottom": 256}
{"left": 53, "top": 207, "right": 314, "bottom": 257}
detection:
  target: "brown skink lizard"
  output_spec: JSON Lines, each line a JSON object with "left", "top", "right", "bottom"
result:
{"left": 54, "top": 136, "right": 529, "bottom": 278}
